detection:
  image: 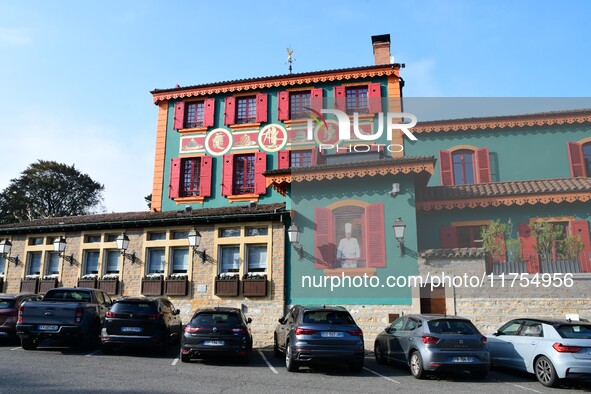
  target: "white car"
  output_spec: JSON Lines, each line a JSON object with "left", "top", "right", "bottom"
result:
{"left": 488, "top": 318, "right": 591, "bottom": 387}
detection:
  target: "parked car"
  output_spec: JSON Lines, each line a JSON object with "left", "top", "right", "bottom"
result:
{"left": 180, "top": 307, "right": 252, "bottom": 363}
{"left": 488, "top": 318, "right": 591, "bottom": 387}
{"left": 101, "top": 296, "right": 183, "bottom": 354}
{"left": 374, "top": 314, "right": 490, "bottom": 379}
{"left": 274, "top": 305, "right": 364, "bottom": 372}
{"left": 16, "top": 288, "right": 112, "bottom": 350}
{"left": 0, "top": 294, "right": 40, "bottom": 342}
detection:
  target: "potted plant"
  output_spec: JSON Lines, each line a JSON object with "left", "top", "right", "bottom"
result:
{"left": 214, "top": 273, "right": 239, "bottom": 296}
{"left": 165, "top": 273, "right": 189, "bottom": 296}
{"left": 98, "top": 273, "right": 119, "bottom": 295}
{"left": 141, "top": 273, "right": 163, "bottom": 295}
{"left": 241, "top": 273, "right": 268, "bottom": 297}
{"left": 20, "top": 274, "right": 39, "bottom": 293}
{"left": 39, "top": 274, "right": 59, "bottom": 293}
{"left": 78, "top": 273, "right": 98, "bottom": 289}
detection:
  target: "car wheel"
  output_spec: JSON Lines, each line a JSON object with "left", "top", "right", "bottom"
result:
{"left": 535, "top": 356, "right": 560, "bottom": 387}
{"left": 285, "top": 342, "right": 299, "bottom": 372}
{"left": 409, "top": 351, "right": 425, "bottom": 379}
{"left": 21, "top": 337, "right": 37, "bottom": 351}
{"left": 273, "top": 335, "right": 282, "bottom": 358}
{"left": 374, "top": 342, "right": 386, "bottom": 365}
{"left": 470, "top": 370, "right": 488, "bottom": 380}
{"left": 348, "top": 359, "right": 364, "bottom": 373}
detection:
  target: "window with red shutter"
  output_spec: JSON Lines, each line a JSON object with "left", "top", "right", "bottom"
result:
{"left": 345, "top": 86, "right": 369, "bottom": 114}
{"left": 278, "top": 91, "right": 289, "bottom": 121}
{"left": 440, "top": 227, "right": 458, "bottom": 248}
{"left": 203, "top": 98, "right": 215, "bottom": 128}
{"left": 179, "top": 157, "right": 201, "bottom": 197}
{"left": 367, "top": 82, "right": 382, "bottom": 114}
{"left": 173, "top": 102, "right": 185, "bottom": 130}
{"left": 475, "top": 148, "right": 491, "bottom": 183}
{"left": 439, "top": 150, "right": 454, "bottom": 186}
{"left": 183, "top": 101, "right": 205, "bottom": 128}
{"left": 311, "top": 88, "right": 323, "bottom": 114}
{"left": 224, "top": 97, "right": 236, "bottom": 125}
{"left": 289, "top": 91, "right": 311, "bottom": 119}
{"left": 278, "top": 150, "right": 290, "bottom": 169}
{"left": 334, "top": 86, "right": 346, "bottom": 112}
{"left": 568, "top": 142, "right": 587, "bottom": 177}
{"left": 256, "top": 93, "right": 268, "bottom": 123}
{"left": 364, "top": 203, "right": 385, "bottom": 267}
{"left": 254, "top": 152, "right": 267, "bottom": 194}
{"left": 571, "top": 220, "right": 591, "bottom": 272}
{"left": 221, "top": 154, "right": 234, "bottom": 196}
{"left": 169, "top": 158, "right": 181, "bottom": 199}
{"left": 236, "top": 96, "right": 257, "bottom": 124}
{"left": 290, "top": 150, "right": 313, "bottom": 168}
{"left": 233, "top": 154, "right": 256, "bottom": 194}
{"left": 199, "top": 156, "right": 212, "bottom": 197}
{"left": 452, "top": 150, "right": 476, "bottom": 185}
{"left": 314, "top": 207, "right": 334, "bottom": 268}
{"left": 518, "top": 223, "right": 540, "bottom": 273}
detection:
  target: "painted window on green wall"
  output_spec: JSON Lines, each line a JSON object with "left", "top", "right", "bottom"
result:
{"left": 452, "top": 150, "right": 475, "bottom": 185}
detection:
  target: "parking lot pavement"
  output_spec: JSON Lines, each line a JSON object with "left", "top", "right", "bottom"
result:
{"left": 0, "top": 342, "right": 589, "bottom": 393}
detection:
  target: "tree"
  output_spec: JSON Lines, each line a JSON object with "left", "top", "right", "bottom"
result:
{"left": 144, "top": 193, "right": 152, "bottom": 210}
{"left": 0, "top": 160, "right": 104, "bottom": 224}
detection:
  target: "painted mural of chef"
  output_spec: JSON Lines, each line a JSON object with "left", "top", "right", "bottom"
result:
{"left": 336, "top": 223, "right": 360, "bottom": 268}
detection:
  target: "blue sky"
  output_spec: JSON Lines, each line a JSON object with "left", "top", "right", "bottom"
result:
{"left": 1, "top": 0, "right": 590, "bottom": 213}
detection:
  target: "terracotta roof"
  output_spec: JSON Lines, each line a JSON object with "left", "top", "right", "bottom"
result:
{"left": 413, "top": 108, "right": 591, "bottom": 134}
{"left": 419, "top": 248, "right": 486, "bottom": 259}
{"left": 0, "top": 203, "right": 287, "bottom": 235}
{"left": 417, "top": 178, "right": 591, "bottom": 200}
{"left": 150, "top": 64, "right": 401, "bottom": 103}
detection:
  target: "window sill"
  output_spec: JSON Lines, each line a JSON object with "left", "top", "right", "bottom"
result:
{"left": 323, "top": 268, "right": 376, "bottom": 277}
{"left": 179, "top": 126, "right": 208, "bottom": 134}
{"left": 226, "top": 194, "right": 260, "bottom": 203}
{"left": 230, "top": 122, "right": 261, "bottom": 131}
{"left": 174, "top": 196, "right": 205, "bottom": 204}
{"left": 283, "top": 119, "right": 309, "bottom": 127}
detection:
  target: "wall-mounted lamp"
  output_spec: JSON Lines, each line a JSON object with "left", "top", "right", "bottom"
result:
{"left": 393, "top": 217, "right": 406, "bottom": 257}
{"left": 0, "top": 239, "right": 20, "bottom": 265}
{"left": 53, "top": 237, "right": 75, "bottom": 264}
{"left": 287, "top": 223, "right": 304, "bottom": 261}
{"left": 116, "top": 233, "right": 137, "bottom": 264}
{"left": 388, "top": 183, "right": 400, "bottom": 197}
{"left": 188, "top": 228, "right": 207, "bottom": 264}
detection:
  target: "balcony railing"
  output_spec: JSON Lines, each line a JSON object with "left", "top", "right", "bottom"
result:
{"left": 488, "top": 252, "right": 591, "bottom": 274}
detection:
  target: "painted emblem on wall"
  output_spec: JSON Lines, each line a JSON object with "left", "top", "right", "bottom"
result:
{"left": 233, "top": 131, "right": 259, "bottom": 150}
{"left": 313, "top": 120, "right": 341, "bottom": 146}
{"left": 205, "top": 128, "right": 233, "bottom": 156}
{"left": 180, "top": 135, "right": 206, "bottom": 153}
{"left": 258, "top": 124, "right": 288, "bottom": 152}
{"left": 287, "top": 124, "right": 312, "bottom": 146}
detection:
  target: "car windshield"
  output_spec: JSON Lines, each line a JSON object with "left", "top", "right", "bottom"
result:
{"left": 0, "top": 299, "right": 16, "bottom": 309}
{"left": 556, "top": 324, "right": 591, "bottom": 339}
{"left": 192, "top": 312, "right": 241, "bottom": 326}
{"left": 303, "top": 311, "right": 355, "bottom": 325}
{"left": 428, "top": 319, "right": 478, "bottom": 335}
{"left": 111, "top": 302, "right": 158, "bottom": 314}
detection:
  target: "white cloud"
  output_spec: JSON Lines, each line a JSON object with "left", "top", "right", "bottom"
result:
{"left": 0, "top": 27, "right": 32, "bottom": 46}
{"left": 0, "top": 111, "right": 153, "bottom": 213}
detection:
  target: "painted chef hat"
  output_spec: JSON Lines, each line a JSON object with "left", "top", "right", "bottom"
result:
{"left": 345, "top": 223, "right": 352, "bottom": 233}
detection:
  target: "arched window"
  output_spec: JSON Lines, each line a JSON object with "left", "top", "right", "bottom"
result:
{"left": 583, "top": 142, "right": 591, "bottom": 176}
{"left": 439, "top": 147, "right": 491, "bottom": 186}
{"left": 567, "top": 141, "right": 591, "bottom": 177}
{"left": 452, "top": 150, "right": 475, "bottom": 185}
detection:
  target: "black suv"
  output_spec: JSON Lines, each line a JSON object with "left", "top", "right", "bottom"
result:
{"left": 0, "top": 294, "right": 40, "bottom": 342}
{"left": 180, "top": 307, "right": 253, "bottom": 363}
{"left": 274, "top": 305, "right": 364, "bottom": 372}
{"left": 101, "top": 297, "right": 182, "bottom": 353}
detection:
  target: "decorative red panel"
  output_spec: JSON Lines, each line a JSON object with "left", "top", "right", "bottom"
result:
{"left": 199, "top": 156, "right": 212, "bottom": 197}
{"left": 439, "top": 227, "right": 458, "bottom": 248}
{"left": 173, "top": 101, "right": 185, "bottom": 130}
{"left": 567, "top": 142, "right": 586, "bottom": 177}
{"left": 221, "top": 154, "right": 234, "bottom": 196}
{"left": 476, "top": 147, "right": 491, "bottom": 183}
{"left": 169, "top": 158, "right": 181, "bottom": 199}
{"left": 439, "top": 150, "right": 454, "bottom": 186}
{"left": 203, "top": 98, "right": 215, "bottom": 127}
{"left": 224, "top": 97, "right": 235, "bottom": 125}
{"left": 365, "top": 203, "right": 386, "bottom": 267}
{"left": 254, "top": 152, "right": 267, "bottom": 194}
{"left": 256, "top": 93, "right": 268, "bottom": 123}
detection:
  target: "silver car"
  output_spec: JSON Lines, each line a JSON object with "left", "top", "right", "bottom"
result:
{"left": 488, "top": 318, "right": 591, "bottom": 387}
{"left": 374, "top": 314, "right": 490, "bottom": 379}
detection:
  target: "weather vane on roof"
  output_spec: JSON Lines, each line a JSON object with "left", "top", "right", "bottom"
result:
{"left": 286, "top": 47, "right": 295, "bottom": 74}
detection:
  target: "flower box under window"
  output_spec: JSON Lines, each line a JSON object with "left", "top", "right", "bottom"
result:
{"left": 38, "top": 278, "right": 59, "bottom": 294}
{"left": 214, "top": 276, "right": 239, "bottom": 296}
{"left": 141, "top": 277, "right": 163, "bottom": 295}
{"left": 98, "top": 278, "right": 119, "bottom": 295}
{"left": 78, "top": 278, "right": 98, "bottom": 289}
{"left": 241, "top": 276, "right": 268, "bottom": 297}
{"left": 20, "top": 278, "right": 39, "bottom": 294}
{"left": 165, "top": 277, "right": 189, "bottom": 296}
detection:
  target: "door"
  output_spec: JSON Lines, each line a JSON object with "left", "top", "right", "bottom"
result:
{"left": 511, "top": 321, "right": 543, "bottom": 372}
{"left": 489, "top": 320, "right": 524, "bottom": 369}
{"left": 386, "top": 317, "right": 408, "bottom": 361}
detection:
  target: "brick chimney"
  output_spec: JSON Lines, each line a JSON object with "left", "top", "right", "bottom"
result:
{"left": 371, "top": 34, "right": 391, "bottom": 65}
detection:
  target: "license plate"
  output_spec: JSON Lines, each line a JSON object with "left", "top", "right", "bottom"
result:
{"left": 204, "top": 340, "right": 225, "bottom": 346}
{"left": 452, "top": 357, "right": 474, "bottom": 363}
{"left": 121, "top": 327, "right": 142, "bottom": 333}
{"left": 321, "top": 331, "right": 344, "bottom": 338}
{"left": 38, "top": 325, "right": 58, "bottom": 331}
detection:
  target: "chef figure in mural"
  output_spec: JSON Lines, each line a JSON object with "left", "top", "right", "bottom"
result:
{"left": 336, "top": 223, "right": 360, "bottom": 268}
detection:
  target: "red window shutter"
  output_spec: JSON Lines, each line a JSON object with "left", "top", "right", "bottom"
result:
{"left": 367, "top": 83, "right": 382, "bottom": 114}
{"left": 364, "top": 203, "right": 386, "bottom": 267}
{"left": 221, "top": 154, "right": 234, "bottom": 196}
{"left": 199, "top": 156, "right": 212, "bottom": 197}
{"left": 314, "top": 207, "right": 334, "bottom": 268}
{"left": 256, "top": 93, "right": 268, "bottom": 123}
{"left": 334, "top": 85, "right": 346, "bottom": 111}
{"left": 571, "top": 220, "right": 591, "bottom": 272}
{"left": 203, "top": 98, "right": 215, "bottom": 127}
{"left": 278, "top": 150, "right": 290, "bottom": 169}
{"left": 278, "top": 91, "right": 289, "bottom": 121}
{"left": 476, "top": 147, "right": 491, "bottom": 183}
{"left": 254, "top": 152, "right": 267, "bottom": 194}
{"left": 567, "top": 142, "right": 586, "bottom": 177}
{"left": 169, "top": 158, "right": 181, "bottom": 199}
{"left": 173, "top": 101, "right": 185, "bottom": 130}
{"left": 224, "top": 97, "right": 235, "bottom": 125}
{"left": 439, "top": 150, "right": 454, "bottom": 186}
{"left": 311, "top": 88, "right": 323, "bottom": 114}
{"left": 440, "top": 227, "right": 458, "bottom": 248}
{"left": 518, "top": 223, "right": 539, "bottom": 273}
{"left": 311, "top": 148, "right": 324, "bottom": 166}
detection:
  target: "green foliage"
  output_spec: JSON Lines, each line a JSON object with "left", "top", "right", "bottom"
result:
{"left": 0, "top": 160, "right": 104, "bottom": 224}
{"left": 144, "top": 193, "right": 152, "bottom": 210}
{"left": 560, "top": 234, "right": 584, "bottom": 260}
{"left": 481, "top": 219, "right": 521, "bottom": 262}
{"left": 528, "top": 222, "right": 565, "bottom": 261}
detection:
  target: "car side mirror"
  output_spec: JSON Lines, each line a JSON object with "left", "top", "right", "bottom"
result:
{"left": 278, "top": 317, "right": 285, "bottom": 324}
{"left": 174, "top": 309, "right": 181, "bottom": 315}
{"left": 492, "top": 331, "right": 500, "bottom": 336}
{"left": 384, "top": 326, "right": 391, "bottom": 333}
{"left": 247, "top": 317, "right": 252, "bottom": 324}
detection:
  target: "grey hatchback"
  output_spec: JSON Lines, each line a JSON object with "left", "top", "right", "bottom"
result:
{"left": 374, "top": 314, "right": 490, "bottom": 379}
{"left": 274, "top": 305, "right": 364, "bottom": 372}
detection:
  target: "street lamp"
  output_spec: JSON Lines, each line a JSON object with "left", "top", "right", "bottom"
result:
{"left": 393, "top": 217, "right": 406, "bottom": 257}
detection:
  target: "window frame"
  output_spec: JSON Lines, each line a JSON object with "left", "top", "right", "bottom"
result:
{"left": 452, "top": 149, "right": 476, "bottom": 185}
{"left": 180, "top": 157, "right": 202, "bottom": 197}
{"left": 232, "top": 153, "right": 256, "bottom": 195}
{"left": 184, "top": 100, "right": 205, "bottom": 129}
{"left": 345, "top": 86, "right": 369, "bottom": 115}
{"left": 236, "top": 96, "right": 257, "bottom": 124}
